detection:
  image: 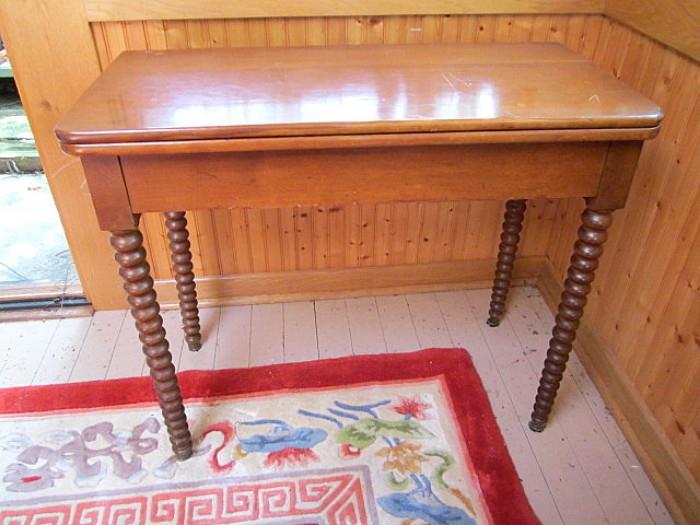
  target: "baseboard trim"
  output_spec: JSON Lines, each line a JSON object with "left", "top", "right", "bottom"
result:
{"left": 537, "top": 260, "right": 700, "bottom": 525}
{"left": 154, "top": 256, "right": 544, "bottom": 308}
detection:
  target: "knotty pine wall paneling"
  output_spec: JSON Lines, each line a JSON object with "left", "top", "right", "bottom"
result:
{"left": 605, "top": 0, "right": 700, "bottom": 62}
{"left": 545, "top": 16, "right": 700, "bottom": 490}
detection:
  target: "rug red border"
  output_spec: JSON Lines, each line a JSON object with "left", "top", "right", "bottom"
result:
{"left": 0, "top": 348, "right": 539, "bottom": 525}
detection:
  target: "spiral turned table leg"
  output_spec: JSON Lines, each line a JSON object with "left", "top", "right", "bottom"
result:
{"left": 529, "top": 203, "right": 613, "bottom": 432}
{"left": 164, "top": 211, "right": 202, "bottom": 352}
{"left": 487, "top": 199, "right": 527, "bottom": 327}
{"left": 110, "top": 229, "right": 193, "bottom": 460}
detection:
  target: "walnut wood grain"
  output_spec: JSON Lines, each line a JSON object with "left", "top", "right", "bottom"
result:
{"left": 164, "top": 211, "right": 202, "bottom": 352}
{"left": 487, "top": 199, "right": 527, "bottom": 327}
{"left": 529, "top": 201, "right": 613, "bottom": 432}
{"left": 606, "top": 0, "right": 700, "bottom": 63}
{"left": 110, "top": 228, "right": 193, "bottom": 459}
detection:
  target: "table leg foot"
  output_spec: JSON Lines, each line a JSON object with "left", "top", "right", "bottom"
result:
{"left": 111, "top": 228, "right": 193, "bottom": 460}
{"left": 164, "top": 211, "right": 202, "bottom": 352}
{"left": 487, "top": 199, "right": 527, "bottom": 327}
{"left": 529, "top": 202, "right": 612, "bottom": 431}
{"left": 528, "top": 419, "right": 546, "bottom": 432}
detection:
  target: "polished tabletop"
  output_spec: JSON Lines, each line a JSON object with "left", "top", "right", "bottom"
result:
{"left": 56, "top": 43, "right": 662, "bottom": 146}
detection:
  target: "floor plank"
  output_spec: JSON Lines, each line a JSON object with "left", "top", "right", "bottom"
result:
{"left": 345, "top": 297, "right": 386, "bottom": 355}
{"left": 33, "top": 317, "right": 92, "bottom": 385}
{"left": 106, "top": 314, "right": 144, "bottom": 379}
{"left": 376, "top": 294, "right": 420, "bottom": 353}
{"left": 0, "top": 321, "right": 17, "bottom": 374}
{"left": 283, "top": 301, "right": 318, "bottom": 363}
{"left": 314, "top": 299, "right": 352, "bottom": 359}
{"left": 250, "top": 303, "right": 284, "bottom": 366}
{"left": 69, "top": 310, "right": 125, "bottom": 383}
{"left": 406, "top": 292, "right": 453, "bottom": 348}
{"left": 215, "top": 305, "right": 252, "bottom": 369}
{"left": 0, "top": 319, "right": 59, "bottom": 387}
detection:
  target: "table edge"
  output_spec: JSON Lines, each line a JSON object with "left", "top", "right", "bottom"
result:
{"left": 55, "top": 115, "right": 664, "bottom": 147}
{"left": 59, "top": 126, "right": 661, "bottom": 156}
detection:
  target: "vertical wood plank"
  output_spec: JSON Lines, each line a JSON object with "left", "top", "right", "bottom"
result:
{"left": 0, "top": 320, "right": 60, "bottom": 387}
{"left": 106, "top": 315, "right": 144, "bottom": 379}
{"left": 32, "top": 317, "right": 92, "bottom": 385}
{"left": 405, "top": 293, "right": 453, "bottom": 348}
{"left": 250, "top": 303, "right": 284, "bottom": 366}
{"left": 315, "top": 299, "right": 353, "bottom": 359}
{"left": 70, "top": 311, "right": 126, "bottom": 382}
{"left": 215, "top": 305, "right": 252, "bottom": 369}
{"left": 283, "top": 301, "right": 319, "bottom": 362}
{"left": 376, "top": 295, "right": 420, "bottom": 353}
{"left": 346, "top": 297, "right": 387, "bottom": 355}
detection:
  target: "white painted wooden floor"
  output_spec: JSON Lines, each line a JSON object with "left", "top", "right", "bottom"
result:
{"left": 0, "top": 286, "right": 674, "bottom": 524}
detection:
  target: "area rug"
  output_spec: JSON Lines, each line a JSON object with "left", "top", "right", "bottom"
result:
{"left": 0, "top": 348, "right": 538, "bottom": 525}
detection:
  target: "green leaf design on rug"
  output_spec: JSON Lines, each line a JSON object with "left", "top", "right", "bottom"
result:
{"left": 423, "top": 448, "right": 455, "bottom": 489}
{"left": 385, "top": 471, "right": 411, "bottom": 490}
{"left": 336, "top": 418, "right": 434, "bottom": 448}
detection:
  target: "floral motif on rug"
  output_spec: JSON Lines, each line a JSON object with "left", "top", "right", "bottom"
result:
{"left": 0, "top": 348, "right": 540, "bottom": 525}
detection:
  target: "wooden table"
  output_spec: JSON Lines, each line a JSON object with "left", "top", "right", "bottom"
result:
{"left": 55, "top": 43, "right": 662, "bottom": 460}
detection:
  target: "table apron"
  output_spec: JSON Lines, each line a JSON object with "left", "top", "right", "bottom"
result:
{"left": 118, "top": 142, "right": 608, "bottom": 213}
